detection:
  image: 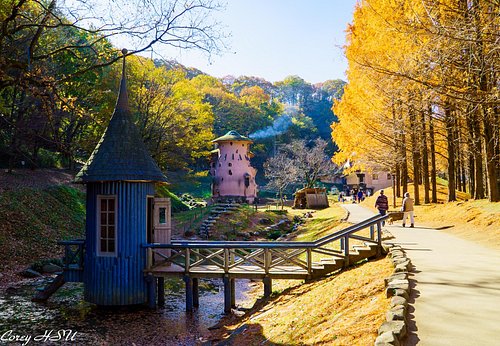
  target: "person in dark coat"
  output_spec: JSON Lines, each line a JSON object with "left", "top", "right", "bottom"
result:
{"left": 374, "top": 190, "right": 389, "bottom": 224}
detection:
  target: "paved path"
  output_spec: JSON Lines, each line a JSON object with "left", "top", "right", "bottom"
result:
{"left": 342, "top": 203, "right": 500, "bottom": 345}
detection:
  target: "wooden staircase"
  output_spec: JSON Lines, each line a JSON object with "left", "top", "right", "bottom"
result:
{"left": 199, "top": 203, "right": 241, "bottom": 238}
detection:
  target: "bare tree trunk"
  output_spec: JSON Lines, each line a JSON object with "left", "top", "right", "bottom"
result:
{"left": 409, "top": 106, "right": 420, "bottom": 205}
{"left": 429, "top": 113, "right": 438, "bottom": 203}
{"left": 445, "top": 101, "right": 457, "bottom": 201}
{"left": 421, "top": 109, "right": 430, "bottom": 204}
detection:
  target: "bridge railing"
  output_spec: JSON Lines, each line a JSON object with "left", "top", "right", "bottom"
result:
{"left": 58, "top": 239, "right": 85, "bottom": 270}
{"left": 144, "top": 214, "right": 388, "bottom": 275}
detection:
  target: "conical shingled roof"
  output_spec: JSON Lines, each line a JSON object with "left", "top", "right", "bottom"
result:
{"left": 75, "top": 51, "right": 167, "bottom": 184}
{"left": 212, "top": 130, "right": 252, "bottom": 143}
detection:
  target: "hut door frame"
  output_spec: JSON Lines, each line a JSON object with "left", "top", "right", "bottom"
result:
{"left": 153, "top": 198, "right": 171, "bottom": 262}
{"left": 146, "top": 196, "right": 154, "bottom": 244}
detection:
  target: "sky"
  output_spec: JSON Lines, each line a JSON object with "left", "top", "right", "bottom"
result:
{"left": 169, "top": 0, "right": 358, "bottom": 84}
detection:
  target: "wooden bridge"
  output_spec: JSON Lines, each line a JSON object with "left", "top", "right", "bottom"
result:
{"left": 143, "top": 214, "right": 388, "bottom": 313}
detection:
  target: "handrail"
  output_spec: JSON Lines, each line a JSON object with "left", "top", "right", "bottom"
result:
{"left": 143, "top": 214, "right": 388, "bottom": 250}
{"left": 58, "top": 239, "right": 85, "bottom": 245}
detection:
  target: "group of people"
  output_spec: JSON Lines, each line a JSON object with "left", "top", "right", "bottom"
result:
{"left": 374, "top": 190, "right": 415, "bottom": 228}
{"left": 339, "top": 189, "right": 371, "bottom": 204}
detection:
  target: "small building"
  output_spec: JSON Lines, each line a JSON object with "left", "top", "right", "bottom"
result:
{"left": 210, "top": 131, "right": 258, "bottom": 203}
{"left": 69, "top": 51, "right": 170, "bottom": 306}
{"left": 345, "top": 170, "right": 393, "bottom": 194}
{"left": 293, "top": 187, "right": 329, "bottom": 209}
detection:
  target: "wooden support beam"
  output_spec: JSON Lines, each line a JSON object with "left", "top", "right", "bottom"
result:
{"left": 184, "top": 275, "right": 193, "bottom": 312}
{"left": 343, "top": 236, "right": 350, "bottom": 267}
{"left": 370, "top": 225, "right": 375, "bottom": 240}
{"left": 263, "top": 276, "right": 272, "bottom": 298}
{"left": 146, "top": 274, "right": 157, "bottom": 309}
{"left": 193, "top": 278, "right": 199, "bottom": 308}
{"left": 157, "top": 277, "right": 165, "bottom": 306}
{"left": 230, "top": 278, "right": 236, "bottom": 308}
{"left": 223, "top": 276, "right": 231, "bottom": 314}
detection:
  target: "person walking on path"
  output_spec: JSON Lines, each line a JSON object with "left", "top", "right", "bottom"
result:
{"left": 357, "top": 190, "right": 364, "bottom": 203}
{"left": 374, "top": 190, "right": 389, "bottom": 224}
{"left": 402, "top": 192, "right": 414, "bottom": 228}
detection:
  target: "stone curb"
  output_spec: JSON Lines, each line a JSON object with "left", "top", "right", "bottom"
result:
{"left": 375, "top": 232, "right": 411, "bottom": 346}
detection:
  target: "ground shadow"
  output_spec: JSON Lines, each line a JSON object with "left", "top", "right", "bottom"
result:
{"left": 403, "top": 264, "right": 421, "bottom": 345}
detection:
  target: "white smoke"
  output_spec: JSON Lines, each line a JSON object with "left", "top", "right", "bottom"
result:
{"left": 249, "top": 115, "right": 292, "bottom": 140}
{"left": 249, "top": 105, "right": 300, "bottom": 140}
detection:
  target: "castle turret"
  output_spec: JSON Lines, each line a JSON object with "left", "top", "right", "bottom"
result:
{"left": 210, "top": 131, "right": 257, "bottom": 203}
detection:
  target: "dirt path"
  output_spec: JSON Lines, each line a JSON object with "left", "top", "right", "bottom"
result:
{"left": 343, "top": 203, "right": 500, "bottom": 345}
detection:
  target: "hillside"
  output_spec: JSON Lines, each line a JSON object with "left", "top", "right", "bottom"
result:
{"left": 0, "top": 169, "right": 192, "bottom": 275}
{"left": 210, "top": 257, "right": 393, "bottom": 345}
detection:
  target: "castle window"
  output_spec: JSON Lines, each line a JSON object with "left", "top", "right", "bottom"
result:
{"left": 230, "top": 142, "right": 233, "bottom": 146}
{"left": 239, "top": 154, "right": 242, "bottom": 160}
{"left": 228, "top": 162, "right": 232, "bottom": 167}
{"left": 232, "top": 154, "right": 234, "bottom": 160}
{"left": 229, "top": 170, "right": 233, "bottom": 175}
{"left": 97, "top": 195, "right": 117, "bottom": 256}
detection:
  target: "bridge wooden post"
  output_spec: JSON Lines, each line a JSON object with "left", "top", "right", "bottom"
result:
{"left": 230, "top": 279, "right": 236, "bottom": 308}
{"left": 307, "top": 248, "right": 312, "bottom": 274}
{"left": 343, "top": 236, "right": 350, "bottom": 267}
{"left": 223, "top": 275, "right": 231, "bottom": 313}
{"left": 146, "top": 273, "right": 157, "bottom": 309}
{"left": 184, "top": 275, "right": 193, "bottom": 312}
{"left": 263, "top": 276, "right": 272, "bottom": 298}
{"left": 192, "top": 278, "right": 199, "bottom": 308}
{"left": 185, "top": 249, "right": 191, "bottom": 273}
{"left": 146, "top": 248, "right": 153, "bottom": 270}
{"left": 376, "top": 221, "right": 382, "bottom": 256}
{"left": 157, "top": 277, "right": 165, "bottom": 306}
{"left": 370, "top": 225, "right": 375, "bottom": 240}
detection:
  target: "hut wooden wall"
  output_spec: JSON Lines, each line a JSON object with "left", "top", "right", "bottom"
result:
{"left": 84, "top": 181, "right": 155, "bottom": 305}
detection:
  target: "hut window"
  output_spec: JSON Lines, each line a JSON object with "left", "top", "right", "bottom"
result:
{"left": 159, "top": 207, "right": 167, "bottom": 224}
{"left": 229, "top": 170, "right": 233, "bottom": 175}
{"left": 97, "top": 195, "right": 117, "bottom": 256}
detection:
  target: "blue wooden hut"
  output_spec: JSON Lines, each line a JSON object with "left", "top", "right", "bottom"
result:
{"left": 72, "top": 50, "right": 168, "bottom": 306}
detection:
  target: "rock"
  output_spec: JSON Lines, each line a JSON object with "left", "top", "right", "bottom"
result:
{"left": 0, "top": 273, "right": 3, "bottom": 280}
{"left": 384, "top": 272, "right": 408, "bottom": 285}
{"left": 236, "top": 232, "right": 250, "bottom": 239}
{"left": 42, "top": 264, "right": 62, "bottom": 273}
{"left": 395, "top": 263, "right": 411, "bottom": 272}
{"left": 386, "top": 287, "right": 409, "bottom": 300}
{"left": 375, "top": 331, "right": 400, "bottom": 346}
{"left": 387, "top": 281, "right": 410, "bottom": 293}
{"left": 386, "top": 306, "right": 406, "bottom": 322}
{"left": 20, "top": 268, "right": 42, "bottom": 278}
{"left": 258, "top": 218, "right": 272, "bottom": 225}
{"left": 390, "top": 295, "right": 408, "bottom": 308}
{"left": 378, "top": 320, "right": 406, "bottom": 338}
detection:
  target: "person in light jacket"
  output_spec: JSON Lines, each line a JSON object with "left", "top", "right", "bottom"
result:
{"left": 402, "top": 192, "right": 414, "bottom": 228}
